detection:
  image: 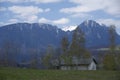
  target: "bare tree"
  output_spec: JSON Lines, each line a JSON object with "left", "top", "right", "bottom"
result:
{"left": 2, "top": 41, "right": 19, "bottom": 67}
{"left": 109, "top": 25, "right": 116, "bottom": 53}
{"left": 29, "top": 48, "right": 38, "bottom": 69}
{"left": 42, "top": 45, "right": 55, "bottom": 69}
{"left": 103, "top": 25, "right": 117, "bottom": 70}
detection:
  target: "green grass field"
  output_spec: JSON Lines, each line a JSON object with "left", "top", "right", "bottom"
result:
{"left": 0, "top": 67, "right": 120, "bottom": 80}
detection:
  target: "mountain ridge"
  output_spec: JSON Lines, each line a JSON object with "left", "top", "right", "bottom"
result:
{"left": 0, "top": 20, "right": 120, "bottom": 49}
{"left": 78, "top": 20, "right": 120, "bottom": 48}
{"left": 0, "top": 23, "right": 68, "bottom": 49}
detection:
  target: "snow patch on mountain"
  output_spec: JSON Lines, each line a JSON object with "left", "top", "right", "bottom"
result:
{"left": 62, "top": 25, "right": 77, "bottom": 31}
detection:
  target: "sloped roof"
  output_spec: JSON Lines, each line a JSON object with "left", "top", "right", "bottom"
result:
{"left": 60, "top": 56, "right": 97, "bottom": 66}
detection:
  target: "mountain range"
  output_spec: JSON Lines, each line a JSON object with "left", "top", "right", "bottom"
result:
{"left": 0, "top": 20, "right": 120, "bottom": 50}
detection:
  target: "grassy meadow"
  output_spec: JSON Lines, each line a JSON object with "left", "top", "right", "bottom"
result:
{"left": 0, "top": 67, "right": 120, "bottom": 80}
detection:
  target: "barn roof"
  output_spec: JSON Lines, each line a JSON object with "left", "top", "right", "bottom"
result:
{"left": 60, "top": 56, "right": 97, "bottom": 66}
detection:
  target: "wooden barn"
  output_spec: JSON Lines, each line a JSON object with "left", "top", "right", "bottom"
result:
{"left": 54, "top": 57, "right": 97, "bottom": 70}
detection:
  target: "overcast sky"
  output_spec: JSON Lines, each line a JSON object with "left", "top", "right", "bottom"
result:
{"left": 0, "top": 0, "right": 120, "bottom": 32}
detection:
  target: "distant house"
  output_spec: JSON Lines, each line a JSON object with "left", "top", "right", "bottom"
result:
{"left": 54, "top": 57, "right": 97, "bottom": 70}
